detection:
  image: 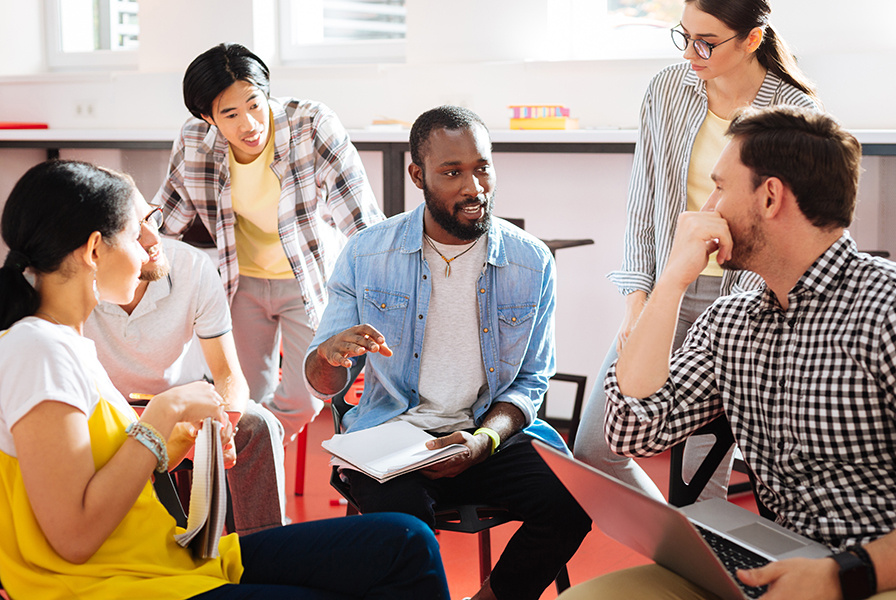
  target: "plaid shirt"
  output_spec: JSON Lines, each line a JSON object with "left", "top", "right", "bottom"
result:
{"left": 155, "top": 97, "right": 384, "bottom": 330}
{"left": 606, "top": 234, "right": 896, "bottom": 550}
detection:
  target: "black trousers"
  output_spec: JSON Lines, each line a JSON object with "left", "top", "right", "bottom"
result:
{"left": 344, "top": 433, "right": 592, "bottom": 600}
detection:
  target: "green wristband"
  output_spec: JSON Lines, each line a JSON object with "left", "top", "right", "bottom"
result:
{"left": 474, "top": 427, "right": 501, "bottom": 455}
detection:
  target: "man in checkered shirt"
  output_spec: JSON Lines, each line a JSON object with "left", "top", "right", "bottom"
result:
{"left": 567, "top": 106, "right": 896, "bottom": 600}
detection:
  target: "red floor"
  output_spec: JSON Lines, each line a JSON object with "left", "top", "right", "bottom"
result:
{"left": 286, "top": 409, "right": 759, "bottom": 600}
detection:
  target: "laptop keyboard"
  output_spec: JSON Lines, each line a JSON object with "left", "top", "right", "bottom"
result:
{"left": 694, "top": 524, "right": 770, "bottom": 598}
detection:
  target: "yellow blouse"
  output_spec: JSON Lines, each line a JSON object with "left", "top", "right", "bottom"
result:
{"left": 0, "top": 397, "right": 243, "bottom": 600}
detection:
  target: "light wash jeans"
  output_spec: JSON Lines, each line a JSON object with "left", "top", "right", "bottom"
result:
{"left": 573, "top": 275, "right": 735, "bottom": 502}
{"left": 231, "top": 276, "right": 324, "bottom": 442}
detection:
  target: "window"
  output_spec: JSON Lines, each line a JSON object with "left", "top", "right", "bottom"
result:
{"left": 552, "top": 0, "right": 681, "bottom": 61}
{"left": 279, "top": 0, "right": 406, "bottom": 64}
{"left": 46, "top": 0, "right": 139, "bottom": 70}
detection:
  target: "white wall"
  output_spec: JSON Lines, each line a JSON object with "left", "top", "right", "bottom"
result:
{"left": 1, "top": 0, "right": 894, "bottom": 416}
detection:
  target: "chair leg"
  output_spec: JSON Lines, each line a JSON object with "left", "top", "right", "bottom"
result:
{"left": 294, "top": 426, "right": 308, "bottom": 496}
{"left": 478, "top": 528, "right": 492, "bottom": 585}
{"left": 554, "top": 564, "right": 571, "bottom": 593}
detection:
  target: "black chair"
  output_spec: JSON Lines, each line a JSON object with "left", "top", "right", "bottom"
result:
{"left": 667, "top": 415, "right": 775, "bottom": 521}
{"left": 538, "top": 373, "right": 587, "bottom": 450}
{"left": 327, "top": 356, "right": 572, "bottom": 591}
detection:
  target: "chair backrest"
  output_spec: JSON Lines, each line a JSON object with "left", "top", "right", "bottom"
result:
{"left": 537, "top": 373, "right": 587, "bottom": 449}
{"left": 330, "top": 355, "right": 367, "bottom": 434}
{"left": 668, "top": 415, "right": 776, "bottom": 520}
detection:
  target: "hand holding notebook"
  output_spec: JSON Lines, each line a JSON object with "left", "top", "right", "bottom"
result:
{"left": 174, "top": 418, "right": 227, "bottom": 558}
{"left": 322, "top": 421, "right": 468, "bottom": 483}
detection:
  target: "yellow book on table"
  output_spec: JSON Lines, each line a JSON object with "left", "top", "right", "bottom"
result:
{"left": 510, "top": 116, "right": 579, "bottom": 130}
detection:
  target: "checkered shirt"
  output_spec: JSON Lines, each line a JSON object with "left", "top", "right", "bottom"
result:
{"left": 605, "top": 234, "right": 896, "bottom": 550}
{"left": 155, "top": 97, "right": 384, "bottom": 330}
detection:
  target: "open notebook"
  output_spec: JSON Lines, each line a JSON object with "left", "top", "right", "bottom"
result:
{"left": 322, "top": 421, "right": 467, "bottom": 483}
{"left": 173, "top": 418, "right": 227, "bottom": 559}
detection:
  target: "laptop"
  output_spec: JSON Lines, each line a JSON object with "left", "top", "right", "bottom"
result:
{"left": 533, "top": 441, "right": 831, "bottom": 599}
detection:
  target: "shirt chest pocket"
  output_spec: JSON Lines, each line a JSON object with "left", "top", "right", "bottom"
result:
{"left": 496, "top": 303, "right": 537, "bottom": 366}
{"left": 361, "top": 289, "right": 409, "bottom": 349}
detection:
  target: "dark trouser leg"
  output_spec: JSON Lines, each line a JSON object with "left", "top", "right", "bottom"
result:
{"left": 447, "top": 434, "right": 592, "bottom": 600}
{"left": 344, "top": 434, "right": 592, "bottom": 600}
{"left": 190, "top": 513, "right": 449, "bottom": 599}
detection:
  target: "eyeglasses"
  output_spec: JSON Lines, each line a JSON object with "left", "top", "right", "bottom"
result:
{"left": 671, "top": 26, "right": 738, "bottom": 60}
{"left": 140, "top": 206, "right": 163, "bottom": 229}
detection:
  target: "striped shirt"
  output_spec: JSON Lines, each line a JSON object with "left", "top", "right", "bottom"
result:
{"left": 155, "top": 97, "right": 384, "bottom": 330}
{"left": 607, "top": 63, "right": 819, "bottom": 297}
{"left": 606, "top": 234, "right": 896, "bottom": 550}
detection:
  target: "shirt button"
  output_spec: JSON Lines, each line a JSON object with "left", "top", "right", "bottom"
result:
{"left": 380, "top": 303, "right": 386, "bottom": 309}
{"left": 423, "top": 274, "right": 427, "bottom": 280}
{"left": 511, "top": 317, "right": 517, "bottom": 322}
{"left": 418, "top": 314, "right": 423, "bottom": 319}
{"left": 480, "top": 288, "right": 485, "bottom": 293}
{"left": 489, "top": 367, "right": 495, "bottom": 373}
{"left": 414, "top": 353, "right": 418, "bottom": 359}
{"left": 483, "top": 328, "right": 488, "bottom": 333}
{"left": 411, "top": 389, "right": 416, "bottom": 394}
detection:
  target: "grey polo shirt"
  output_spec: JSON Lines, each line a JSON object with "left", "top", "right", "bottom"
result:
{"left": 85, "top": 238, "right": 231, "bottom": 397}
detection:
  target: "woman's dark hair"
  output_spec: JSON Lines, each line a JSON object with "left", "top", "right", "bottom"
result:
{"left": 0, "top": 160, "right": 134, "bottom": 330}
{"left": 183, "top": 43, "right": 271, "bottom": 120}
{"left": 686, "top": 0, "right": 817, "bottom": 99}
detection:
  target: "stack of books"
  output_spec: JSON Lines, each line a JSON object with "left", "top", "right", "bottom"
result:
{"left": 509, "top": 105, "right": 578, "bottom": 130}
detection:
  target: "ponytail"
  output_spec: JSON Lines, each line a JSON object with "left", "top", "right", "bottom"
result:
{"left": 688, "top": 0, "right": 819, "bottom": 102}
{"left": 756, "top": 25, "right": 818, "bottom": 101}
{"left": 0, "top": 257, "right": 40, "bottom": 330}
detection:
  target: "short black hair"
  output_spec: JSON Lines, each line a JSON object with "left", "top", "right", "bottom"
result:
{"left": 409, "top": 105, "right": 489, "bottom": 166}
{"left": 728, "top": 105, "right": 861, "bottom": 230}
{"left": 182, "top": 43, "right": 270, "bottom": 120}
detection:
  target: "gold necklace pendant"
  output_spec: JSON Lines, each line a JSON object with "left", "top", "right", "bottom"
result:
{"left": 424, "top": 235, "right": 478, "bottom": 278}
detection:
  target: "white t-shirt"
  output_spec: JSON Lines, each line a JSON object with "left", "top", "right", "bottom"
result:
{"left": 396, "top": 235, "right": 488, "bottom": 433}
{"left": 85, "top": 238, "right": 231, "bottom": 397}
{"left": 0, "top": 317, "right": 133, "bottom": 457}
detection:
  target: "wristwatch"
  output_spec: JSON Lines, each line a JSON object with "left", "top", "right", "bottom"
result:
{"left": 831, "top": 546, "right": 876, "bottom": 600}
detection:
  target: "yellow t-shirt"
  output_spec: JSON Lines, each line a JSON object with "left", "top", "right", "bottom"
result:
{"left": 686, "top": 109, "right": 731, "bottom": 278}
{"left": 0, "top": 395, "right": 242, "bottom": 600}
{"left": 229, "top": 119, "right": 293, "bottom": 279}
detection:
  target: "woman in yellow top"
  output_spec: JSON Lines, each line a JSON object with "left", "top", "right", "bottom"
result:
{"left": 0, "top": 160, "right": 449, "bottom": 600}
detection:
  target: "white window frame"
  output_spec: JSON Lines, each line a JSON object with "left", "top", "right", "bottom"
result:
{"left": 279, "top": 0, "right": 406, "bottom": 65}
{"left": 45, "top": 0, "right": 138, "bottom": 71}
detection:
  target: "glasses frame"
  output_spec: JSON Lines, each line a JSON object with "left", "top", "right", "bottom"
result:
{"left": 140, "top": 206, "right": 163, "bottom": 229}
{"left": 670, "top": 26, "right": 739, "bottom": 60}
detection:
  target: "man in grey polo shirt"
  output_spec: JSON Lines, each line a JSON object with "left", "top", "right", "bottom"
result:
{"left": 85, "top": 193, "right": 286, "bottom": 535}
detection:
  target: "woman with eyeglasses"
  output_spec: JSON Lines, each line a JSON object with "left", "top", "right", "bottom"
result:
{"left": 0, "top": 160, "right": 449, "bottom": 600}
{"left": 574, "top": 0, "right": 819, "bottom": 501}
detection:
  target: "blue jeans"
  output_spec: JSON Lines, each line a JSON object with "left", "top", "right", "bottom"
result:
{"left": 189, "top": 513, "right": 449, "bottom": 599}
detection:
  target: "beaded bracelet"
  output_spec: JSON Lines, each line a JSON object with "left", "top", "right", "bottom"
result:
{"left": 474, "top": 427, "right": 501, "bottom": 455}
{"left": 126, "top": 421, "right": 169, "bottom": 473}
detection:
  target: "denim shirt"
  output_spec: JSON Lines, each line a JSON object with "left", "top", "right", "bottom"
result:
{"left": 306, "top": 203, "right": 568, "bottom": 452}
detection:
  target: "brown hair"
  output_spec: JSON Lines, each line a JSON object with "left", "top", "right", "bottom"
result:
{"left": 728, "top": 106, "right": 860, "bottom": 229}
{"left": 686, "top": 0, "right": 817, "bottom": 100}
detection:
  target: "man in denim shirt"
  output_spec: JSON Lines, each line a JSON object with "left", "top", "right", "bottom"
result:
{"left": 304, "top": 106, "right": 590, "bottom": 600}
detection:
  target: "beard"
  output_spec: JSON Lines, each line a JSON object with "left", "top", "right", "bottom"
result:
{"left": 422, "top": 182, "right": 493, "bottom": 242}
{"left": 139, "top": 251, "right": 170, "bottom": 282}
{"left": 721, "top": 213, "right": 765, "bottom": 272}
